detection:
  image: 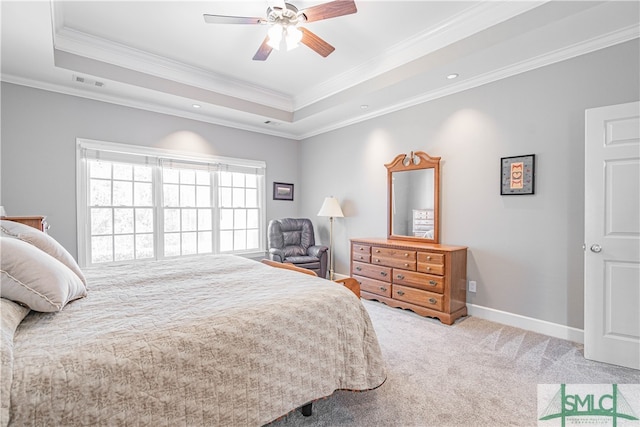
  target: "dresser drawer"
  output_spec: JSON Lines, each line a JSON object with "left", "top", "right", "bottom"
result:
{"left": 352, "top": 261, "right": 391, "bottom": 282}
{"left": 372, "top": 247, "right": 416, "bottom": 261}
{"left": 417, "top": 251, "right": 445, "bottom": 276}
{"left": 392, "top": 284, "right": 444, "bottom": 311}
{"left": 352, "top": 252, "right": 371, "bottom": 263}
{"left": 392, "top": 270, "right": 444, "bottom": 294}
{"left": 371, "top": 256, "right": 416, "bottom": 271}
{"left": 352, "top": 244, "right": 371, "bottom": 254}
{"left": 354, "top": 275, "right": 392, "bottom": 298}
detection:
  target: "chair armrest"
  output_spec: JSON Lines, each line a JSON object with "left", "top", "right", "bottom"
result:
{"left": 307, "top": 245, "right": 328, "bottom": 258}
{"left": 268, "top": 248, "right": 285, "bottom": 262}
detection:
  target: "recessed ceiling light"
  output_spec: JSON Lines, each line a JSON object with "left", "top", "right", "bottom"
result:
{"left": 447, "top": 73, "right": 459, "bottom": 80}
{"left": 192, "top": 104, "right": 201, "bottom": 109}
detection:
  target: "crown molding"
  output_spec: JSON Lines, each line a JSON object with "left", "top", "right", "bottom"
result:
{"left": 292, "top": 1, "right": 548, "bottom": 110}
{"left": 50, "top": 2, "right": 294, "bottom": 112}
{"left": 297, "top": 26, "right": 640, "bottom": 139}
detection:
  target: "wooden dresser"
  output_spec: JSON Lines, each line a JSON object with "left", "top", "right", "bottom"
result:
{"left": 351, "top": 238, "right": 467, "bottom": 325}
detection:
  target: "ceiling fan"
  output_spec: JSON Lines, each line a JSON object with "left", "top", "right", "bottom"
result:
{"left": 203, "top": 0, "right": 357, "bottom": 61}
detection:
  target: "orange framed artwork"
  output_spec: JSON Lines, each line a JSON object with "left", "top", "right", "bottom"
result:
{"left": 500, "top": 154, "right": 535, "bottom": 195}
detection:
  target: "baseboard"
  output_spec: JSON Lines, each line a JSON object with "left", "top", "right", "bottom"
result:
{"left": 466, "top": 303, "right": 584, "bottom": 344}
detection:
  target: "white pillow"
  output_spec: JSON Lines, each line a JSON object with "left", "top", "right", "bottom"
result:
{"left": 0, "top": 219, "right": 86, "bottom": 286}
{"left": 0, "top": 237, "right": 87, "bottom": 312}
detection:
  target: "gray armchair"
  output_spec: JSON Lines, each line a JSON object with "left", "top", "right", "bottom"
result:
{"left": 267, "top": 218, "right": 328, "bottom": 278}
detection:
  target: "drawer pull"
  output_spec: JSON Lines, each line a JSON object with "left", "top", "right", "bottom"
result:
{"left": 375, "top": 249, "right": 380, "bottom": 253}
{"left": 356, "top": 266, "right": 362, "bottom": 271}
{"left": 380, "top": 271, "right": 388, "bottom": 277}
{"left": 404, "top": 253, "right": 409, "bottom": 257}
{"left": 428, "top": 280, "right": 437, "bottom": 286}
{"left": 396, "top": 274, "right": 404, "bottom": 280}
{"left": 380, "top": 286, "right": 387, "bottom": 292}
{"left": 428, "top": 298, "right": 437, "bottom": 304}
{"left": 426, "top": 267, "right": 431, "bottom": 271}
{"left": 396, "top": 290, "right": 405, "bottom": 296}
{"left": 359, "top": 247, "right": 365, "bottom": 251}
{"left": 404, "top": 263, "right": 409, "bottom": 267}
{"left": 375, "top": 258, "right": 380, "bottom": 262}
{"left": 427, "top": 256, "right": 432, "bottom": 260}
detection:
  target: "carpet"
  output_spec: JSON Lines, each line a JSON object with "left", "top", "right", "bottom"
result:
{"left": 267, "top": 299, "right": 639, "bottom": 426}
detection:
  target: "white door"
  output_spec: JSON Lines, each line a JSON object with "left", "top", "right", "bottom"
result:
{"left": 584, "top": 101, "right": 640, "bottom": 369}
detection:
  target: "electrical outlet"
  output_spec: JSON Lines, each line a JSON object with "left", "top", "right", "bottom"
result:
{"left": 468, "top": 280, "right": 477, "bottom": 293}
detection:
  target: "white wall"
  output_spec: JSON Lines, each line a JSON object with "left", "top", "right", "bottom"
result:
{"left": 299, "top": 39, "right": 640, "bottom": 329}
{"left": 0, "top": 84, "right": 300, "bottom": 258}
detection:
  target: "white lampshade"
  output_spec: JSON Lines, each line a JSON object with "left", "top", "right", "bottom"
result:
{"left": 317, "top": 197, "right": 344, "bottom": 218}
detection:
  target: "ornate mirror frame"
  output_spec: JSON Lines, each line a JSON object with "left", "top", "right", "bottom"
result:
{"left": 386, "top": 151, "right": 441, "bottom": 244}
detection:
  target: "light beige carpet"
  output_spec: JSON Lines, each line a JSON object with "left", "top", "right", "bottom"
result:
{"left": 267, "top": 300, "right": 639, "bottom": 426}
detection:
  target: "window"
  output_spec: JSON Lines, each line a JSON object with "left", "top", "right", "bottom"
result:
{"left": 77, "top": 139, "right": 266, "bottom": 267}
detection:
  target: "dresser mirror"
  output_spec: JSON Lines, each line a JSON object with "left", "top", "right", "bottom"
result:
{"left": 386, "top": 151, "right": 441, "bottom": 243}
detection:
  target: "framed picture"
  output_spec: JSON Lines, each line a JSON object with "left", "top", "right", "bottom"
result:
{"left": 273, "top": 182, "right": 294, "bottom": 201}
{"left": 500, "top": 154, "right": 535, "bottom": 195}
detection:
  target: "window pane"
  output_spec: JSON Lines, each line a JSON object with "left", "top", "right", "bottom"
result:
{"left": 113, "top": 181, "right": 133, "bottom": 206}
{"left": 232, "top": 188, "right": 244, "bottom": 207}
{"left": 114, "top": 208, "right": 134, "bottom": 234}
{"left": 220, "top": 188, "right": 232, "bottom": 207}
{"left": 198, "top": 210, "right": 212, "bottom": 230}
{"left": 114, "top": 235, "right": 134, "bottom": 261}
{"left": 136, "top": 208, "right": 154, "bottom": 233}
{"left": 234, "top": 230, "right": 247, "bottom": 250}
{"left": 134, "top": 165, "right": 152, "bottom": 182}
{"left": 91, "top": 236, "right": 113, "bottom": 264}
{"left": 198, "top": 231, "right": 212, "bottom": 253}
{"left": 163, "top": 168, "right": 179, "bottom": 184}
{"left": 232, "top": 172, "right": 245, "bottom": 187}
{"left": 234, "top": 209, "right": 247, "bottom": 229}
{"left": 196, "top": 170, "right": 209, "bottom": 185}
{"left": 164, "top": 233, "right": 180, "bottom": 257}
{"left": 180, "top": 185, "right": 196, "bottom": 207}
{"left": 220, "top": 209, "right": 233, "bottom": 230}
{"left": 182, "top": 232, "right": 197, "bottom": 255}
{"left": 246, "top": 174, "right": 257, "bottom": 188}
{"left": 89, "top": 161, "right": 111, "bottom": 179}
{"left": 164, "top": 209, "right": 180, "bottom": 232}
{"left": 136, "top": 234, "right": 154, "bottom": 259}
{"left": 220, "top": 230, "right": 233, "bottom": 252}
{"left": 247, "top": 209, "right": 259, "bottom": 228}
{"left": 246, "top": 188, "right": 258, "bottom": 208}
{"left": 90, "top": 179, "right": 111, "bottom": 206}
{"left": 113, "top": 164, "right": 132, "bottom": 181}
{"left": 134, "top": 182, "right": 152, "bottom": 206}
{"left": 91, "top": 208, "right": 112, "bottom": 235}
{"left": 182, "top": 209, "right": 197, "bottom": 231}
{"left": 163, "top": 184, "right": 179, "bottom": 207}
{"left": 219, "top": 171, "right": 232, "bottom": 186}
{"left": 247, "top": 229, "right": 259, "bottom": 250}
{"left": 180, "top": 169, "right": 195, "bottom": 185}
{"left": 196, "top": 186, "right": 210, "bottom": 207}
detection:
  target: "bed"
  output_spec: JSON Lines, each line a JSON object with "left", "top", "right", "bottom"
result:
{"left": 0, "top": 220, "right": 386, "bottom": 426}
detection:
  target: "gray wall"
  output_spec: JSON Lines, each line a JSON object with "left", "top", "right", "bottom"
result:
{"left": 299, "top": 39, "right": 640, "bottom": 329}
{"left": 0, "top": 83, "right": 300, "bottom": 257}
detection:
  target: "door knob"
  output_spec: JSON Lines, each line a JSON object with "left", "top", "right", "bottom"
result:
{"left": 590, "top": 244, "right": 602, "bottom": 253}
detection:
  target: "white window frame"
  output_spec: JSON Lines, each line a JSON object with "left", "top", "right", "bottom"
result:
{"left": 76, "top": 138, "right": 266, "bottom": 267}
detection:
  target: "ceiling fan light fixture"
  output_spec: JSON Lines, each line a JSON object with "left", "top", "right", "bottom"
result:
{"left": 285, "top": 26, "right": 303, "bottom": 50}
{"left": 267, "top": 24, "right": 283, "bottom": 50}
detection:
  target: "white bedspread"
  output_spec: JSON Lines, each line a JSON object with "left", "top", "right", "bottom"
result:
{"left": 2, "top": 255, "right": 385, "bottom": 426}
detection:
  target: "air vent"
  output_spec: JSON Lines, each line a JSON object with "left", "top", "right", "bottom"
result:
{"left": 72, "top": 75, "right": 105, "bottom": 88}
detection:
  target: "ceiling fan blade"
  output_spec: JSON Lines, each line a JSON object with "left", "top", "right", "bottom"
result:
{"left": 253, "top": 36, "right": 273, "bottom": 61}
{"left": 203, "top": 14, "right": 265, "bottom": 25}
{"left": 300, "top": 27, "right": 335, "bottom": 57}
{"left": 301, "top": 0, "right": 357, "bottom": 23}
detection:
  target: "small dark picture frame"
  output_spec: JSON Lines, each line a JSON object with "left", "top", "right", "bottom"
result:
{"left": 273, "top": 182, "right": 294, "bottom": 201}
{"left": 500, "top": 154, "right": 535, "bottom": 195}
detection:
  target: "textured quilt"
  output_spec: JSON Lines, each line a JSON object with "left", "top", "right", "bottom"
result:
{"left": 1, "top": 255, "right": 386, "bottom": 426}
